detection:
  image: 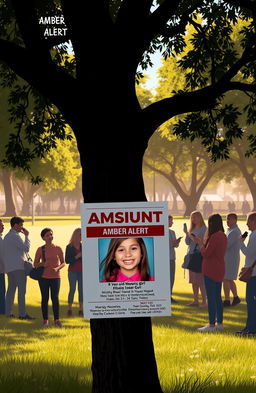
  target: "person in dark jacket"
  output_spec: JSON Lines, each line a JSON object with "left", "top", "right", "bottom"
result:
{"left": 65, "top": 228, "right": 83, "bottom": 316}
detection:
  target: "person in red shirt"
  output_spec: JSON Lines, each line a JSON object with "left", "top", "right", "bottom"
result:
{"left": 65, "top": 228, "right": 83, "bottom": 316}
{"left": 193, "top": 214, "right": 227, "bottom": 332}
{"left": 34, "top": 228, "right": 65, "bottom": 327}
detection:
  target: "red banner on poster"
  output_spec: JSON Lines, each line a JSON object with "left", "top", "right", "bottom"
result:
{"left": 86, "top": 225, "right": 164, "bottom": 238}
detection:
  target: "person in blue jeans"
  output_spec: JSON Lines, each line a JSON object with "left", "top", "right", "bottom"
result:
{"left": 65, "top": 228, "right": 83, "bottom": 316}
{"left": 237, "top": 212, "right": 256, "bottom": 336}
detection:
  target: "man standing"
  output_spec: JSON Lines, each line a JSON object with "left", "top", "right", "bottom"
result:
{"left": 0, "top": 218, "right": 5, "bottom": 314}
{"left": 223, "top": 213, "right": 241, "bottom": 307}
{"left": 3, "top": 216, "right": 34, "bottom": 319}
{"left": 236, "top": 212, "right": 256, "bottom": 336}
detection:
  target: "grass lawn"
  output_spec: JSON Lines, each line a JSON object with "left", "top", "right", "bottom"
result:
{"left": 0, "top": 218, "right": 255, "bottom": 392}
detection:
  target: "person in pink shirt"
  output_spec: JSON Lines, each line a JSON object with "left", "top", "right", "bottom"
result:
{"left": 102, "top": 238, "right": 154, "bottom": 282}
{"left": 34, "top": 228, "right": 65, "bottom": 327}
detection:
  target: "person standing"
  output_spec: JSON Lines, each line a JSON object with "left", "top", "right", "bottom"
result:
{"left": 184, "top": 211, "right": 207, "bottom": 307}
{"left": 34, "top": 228, "right": 65, "bottom": 327}
{"left": 65, "top": 228, "right": 83, "bottom": 316}
{"left": 0, "top": 219, "right": 5, "bottom": 314}
{"left": 3, "top": 216, "right": 33, "bottom": 319}
{"left": 194, "top": 214, "right": 227, "bottom": 332}
{"left": 168, "top": 215, "right": 181, "bottom": 303}
{"left": 236, "top": 212, "right": 256, "bottom": 336}
{"left": 223, "top": 213, "right": 241, "bottom": 307}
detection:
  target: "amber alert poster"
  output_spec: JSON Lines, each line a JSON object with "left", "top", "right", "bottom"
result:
{"left": 81, "top": 202, "right": 171, "bottom": 318}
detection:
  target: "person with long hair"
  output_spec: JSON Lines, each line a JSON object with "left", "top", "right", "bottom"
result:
{"left": 193, "top": 214, "right": 227, "bottom": 332}
{"left": 101, "top": 237, "right": 154, "bottom": 282}
{"left": 65, "top": 228, "right": 83, "bottom": 316}
{"left": 184, "top": 211, "right": 207, "bottom": 307}
{"left": 34, "top": 228, "right": 65, "bottom": 327}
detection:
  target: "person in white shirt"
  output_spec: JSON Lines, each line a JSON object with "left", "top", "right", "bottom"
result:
{"left": 3, "top": 216, "right": 34, "bottom": 320}
{"left": 236, "top": 212, "right": 256, "bottom": 336}
{"left": 0, "top": 218, "right": 5, "bottom": 314}
{"left": 223, "top": 213, "right": 241, "bottom": 307}
{"left": 169, "top": 215, "right": 182, "bottom": 303}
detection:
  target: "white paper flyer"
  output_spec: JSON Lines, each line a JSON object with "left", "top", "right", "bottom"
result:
{"left": 81, "top": 201, "right": 171, "bottom": 318}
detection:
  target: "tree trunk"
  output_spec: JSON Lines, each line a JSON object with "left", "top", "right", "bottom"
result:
{"left": 76, "top": 124, "right": 163, "bottom": 393}
{"left": 1, "top": 170, "right": 17, "bottom": 216}
{"left": 182, "top": 194, "right": 200, "bottom": 217}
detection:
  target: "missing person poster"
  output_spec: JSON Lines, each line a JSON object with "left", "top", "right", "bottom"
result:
{"left": 81, "top": 201, "right": 171, "bottom": 319}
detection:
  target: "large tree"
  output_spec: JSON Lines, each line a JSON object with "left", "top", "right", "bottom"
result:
{"left": 2, "top": 1, "right": 256, "bottom": 393}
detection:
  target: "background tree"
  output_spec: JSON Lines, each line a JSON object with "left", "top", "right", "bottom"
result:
{"left": 2, "top": 2, "right": 256, "bottom": 393}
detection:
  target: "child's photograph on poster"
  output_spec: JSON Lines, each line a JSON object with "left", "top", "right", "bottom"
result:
{"left": 99, "top": 237, "right": 155, "bottom": 282}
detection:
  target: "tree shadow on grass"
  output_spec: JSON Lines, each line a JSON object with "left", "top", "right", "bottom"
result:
{"left": 0, "top": 360, "right": 92, "bottom": 393}
{"left": 152, "top": 292, "right": 248, "bottom": 335}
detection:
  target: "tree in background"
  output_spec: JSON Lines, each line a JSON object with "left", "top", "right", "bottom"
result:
{"left": 2, "top": 2, "right": 256, "bottom": 392}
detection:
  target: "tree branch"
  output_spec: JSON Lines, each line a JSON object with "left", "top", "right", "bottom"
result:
{"left": 0, "top": 39, "right": 77, "bottom": 122}
{"left": 116, "top": 0, "right": 153, "bottom": 26}
{"left": 10, "top": 0, "right": 51, "bottom": 59}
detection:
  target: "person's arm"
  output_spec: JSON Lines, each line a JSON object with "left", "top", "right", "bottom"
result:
{"left": 54, "top": 247, "right": 65, "bottom": 272}
{"left": 240, "top": 234, "right": 256, "bottom": 258}
{"left": 34, "top": 248, "right": 43, "bottom": 268}
{"left": 200, "top": 235, "right": 218, "bottom": 258}
{"left": 226, "top": 229, "right": 240, "bottom": 251}
{"left": 65, "top": 244, "right": 77, "bottom": 265}
{"left": 14, "top": 231, "right": 30, "bottom": 253}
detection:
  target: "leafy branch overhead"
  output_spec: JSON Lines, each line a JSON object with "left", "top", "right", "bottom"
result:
{"left": 1, "top": 0, "right": 256, "bottom": 179}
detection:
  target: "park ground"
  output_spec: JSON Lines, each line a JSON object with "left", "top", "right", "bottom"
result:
{"left": 0, "top": 218, "right": 256, "bottom": 393}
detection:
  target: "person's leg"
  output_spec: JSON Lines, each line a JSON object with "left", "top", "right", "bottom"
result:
{"left": 50, "top": 278, "right": 60, "bottom": 321}
{"left": 77, "top": 272, "right": 83, "bottom": 314}
{"left": 215, "top": 281, "right": 223, "bottom": 325}
{"left": 230, "top": 281, "right": 238, "bottom": 297}
{"left": 16, "top": 270, "right": 27, "bottom": 318}
{"left": 199, "top": 278, "right": 207, "bottom": 306}
{"left": 192, "top": 283, "right": 199, "bottom": 303}
{"left": 246, "top": 276, "right": 256, "bottom": 332}
{"left": 0, "top": 273, "right": 6, "bottom": 314}
{"left": 5, "top": 271, "right": 17, "bottom": 316}
{"left": 223, "top": 279, "right": 230, "bottom": 300}
{"left": 204, "top": 276, "right": 216, "bottom": 326}
{"left": 68, "top": 271, "right": 77, "bottom": 313}
{"left": 38, "top": 278, "right": 50, "bottom": 321}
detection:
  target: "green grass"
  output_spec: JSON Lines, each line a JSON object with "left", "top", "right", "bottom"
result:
{"left": 0, "top": 219, "right": 254, "bottom": 393}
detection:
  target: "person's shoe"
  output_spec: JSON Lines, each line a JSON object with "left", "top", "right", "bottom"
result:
{"left": 215, "top": 324, "right": 224, "bottom": 331}
{"left": 171, "top": 297, "right": 178, "bottom": 303}
{"left": 19, "top": 314, "right": 35, "bottom": 320}
{"left": 42, "top": 319, "right": 49, "bottom": 326}
{"left": 223, "top": 300, "right": 231, "bottom": 307}
{"left": 67, "top": 309, "right": 72, "bottom": 317}
{"left": 54, "top": 319, "right": 62, "bottom": 328}
{"left": 236, "top": 329, "right": 256, "bottom": 336}
{"left": 78, "top": 310, "right": 83, "bottom": 317}
{"left": 197, "top": 325, "right": 216, "bottom": 332}
{"left": 235, "top": 327, "right": 249, "bottom": 335}
{"left": 186, "top": 302, "right": 199, "bottom": 307}
{"left": 232, "top": 296, "right": 241, "bottom": 306}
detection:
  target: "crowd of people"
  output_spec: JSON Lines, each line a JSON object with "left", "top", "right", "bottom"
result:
{"left": 169, "top": 211, "right": 256, "bottom": 335}
{"left": 0, "top": 216, "right": 82, "bottom": 327}
{"left": 0, "top": 212, "right": 255, "bottom": 335}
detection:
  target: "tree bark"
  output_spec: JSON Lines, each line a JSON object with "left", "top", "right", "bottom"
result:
{"left": 1, "top": 170, "right": 17, "bottom": 217}
{"left": 76, "top": 122, "right": 163, "bottom": 393}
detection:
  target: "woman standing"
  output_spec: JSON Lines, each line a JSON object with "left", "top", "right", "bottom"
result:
{"left": 65, "top": 228, "right": 83, "bottom": 316}
{"left": 34, "top": 228, "right": 65, "bottom": 327}
{"left": 184, "top": 211, "right": 207, "bottom": 307}
{"left": 194, "top": 214, "right": 227, "bottom": 332}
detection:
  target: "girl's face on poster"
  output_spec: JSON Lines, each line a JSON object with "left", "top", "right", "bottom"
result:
{"left": 114, "top": 238, "right": 142, "bottom": 275}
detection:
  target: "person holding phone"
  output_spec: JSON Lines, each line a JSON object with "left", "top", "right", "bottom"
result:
{"left": 169, "top": 215, "right": 182, "bottom": 303}
{"left": 3, "top": 216, "right": 34, "bottom": 320}
{"left": 184, "top": 211, "right": 207, "bottom": 307}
